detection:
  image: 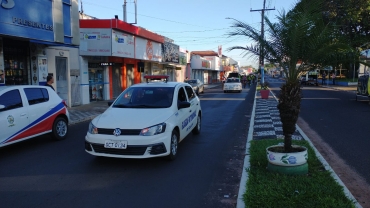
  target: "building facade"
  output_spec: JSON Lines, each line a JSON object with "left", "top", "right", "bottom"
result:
{"left": 0, "top": 0, "right": 80, "bottom": 107}
{"left": 79, "top": 18, "right": 165, "bottom": 104}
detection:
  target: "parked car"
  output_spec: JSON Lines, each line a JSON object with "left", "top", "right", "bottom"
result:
{"left": 184, "top": 79, "right": 204, "bottom": 95}
{"left": 85, "top": 75, "right": 202, "bottom": 160}
{"left": 224, "top": 77, "right": 242, "bottom": 93}
{"left": 0, "top": 85, "right": 69, "bottom": 148}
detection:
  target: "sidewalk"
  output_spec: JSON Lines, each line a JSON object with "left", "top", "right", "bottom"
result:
{"left": 236, "top": 87, "right": 362, "bottom": 208}
{"left": 67, "top": 83, "right": 221, "bottom": 125}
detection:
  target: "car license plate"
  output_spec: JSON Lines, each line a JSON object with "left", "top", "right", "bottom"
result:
{"left": 104, "top": 140, "right": 127, "bottom": 149}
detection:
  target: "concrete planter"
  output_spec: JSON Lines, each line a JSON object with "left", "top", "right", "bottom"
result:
{"left": 266, "top": 145, "right": 308, "bottom": 175}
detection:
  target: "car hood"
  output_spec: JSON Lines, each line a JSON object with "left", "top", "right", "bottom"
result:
{"left": 92, "top": 107, "right": 173, "bottom": 129}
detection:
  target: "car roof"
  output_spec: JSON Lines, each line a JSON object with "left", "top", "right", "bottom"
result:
{"left": 130, "top": 81, "right": 185, "bottom": 88}
{"left": 0, "top": 85, "right": 50, "bottom": 93}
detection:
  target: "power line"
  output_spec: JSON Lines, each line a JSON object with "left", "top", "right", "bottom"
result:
{"left": 83, "top": 1, "right": 215, "bottom": 29}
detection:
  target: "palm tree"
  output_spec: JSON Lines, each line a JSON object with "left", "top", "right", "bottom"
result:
{"left": 226, "top": 0, "right": 351, "bottom": 152}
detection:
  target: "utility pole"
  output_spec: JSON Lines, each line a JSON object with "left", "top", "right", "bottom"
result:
{"left": 251, "top": 0, "right": 275, "bottom": 84}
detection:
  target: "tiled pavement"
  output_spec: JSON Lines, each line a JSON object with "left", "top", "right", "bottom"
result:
{"left": 253, "top": 91, "right": 303, "bottom": 140}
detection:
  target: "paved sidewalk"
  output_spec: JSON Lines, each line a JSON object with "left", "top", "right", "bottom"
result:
{"left": 67, "top": 83, "right": 221, "bottom": 125}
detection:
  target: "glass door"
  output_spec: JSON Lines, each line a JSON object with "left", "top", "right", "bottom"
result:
{"left": 89, "top": 68, "right": 104, "bottom": 101}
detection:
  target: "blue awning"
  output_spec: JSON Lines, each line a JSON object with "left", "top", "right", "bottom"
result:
{"left": 29, "top": 39, "right": 79, "bottom": 48}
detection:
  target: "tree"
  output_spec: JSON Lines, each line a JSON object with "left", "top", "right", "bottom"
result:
{"left": 322, "top": 0, "right": 370, "bottom": 78}
{"left": 226, "top": 0, "right": 351, "bottom": 152}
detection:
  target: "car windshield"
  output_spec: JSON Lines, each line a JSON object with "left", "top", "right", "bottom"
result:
{"left": 185, "top": 80, "right": 197, "bottom": 84}
{"left": 226, "top": 78, "right": 240, "bottom": 83}
{"left": 113, "top": 87, "right": 174, "bottom": 108}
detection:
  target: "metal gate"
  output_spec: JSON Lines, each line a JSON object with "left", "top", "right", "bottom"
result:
{"left": 126, "top": 64, "right": 134, "bottom": 87}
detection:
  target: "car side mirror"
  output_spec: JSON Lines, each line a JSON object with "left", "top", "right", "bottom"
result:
{"left": 178, "top": 101, "right": 191, "bottom": 109}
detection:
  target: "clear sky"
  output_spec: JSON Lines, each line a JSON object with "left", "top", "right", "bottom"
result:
{"left": 80, "top": 0, "right": 298, "bottom": 68}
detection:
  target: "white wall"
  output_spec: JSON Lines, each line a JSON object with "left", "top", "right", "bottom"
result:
{"left": 79, "top": 56, "right": 90, "bottom": 105}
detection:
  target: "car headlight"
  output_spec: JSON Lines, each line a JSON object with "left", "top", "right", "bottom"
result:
{"left": 140, "top": 123, "right": 166, "bottom": 136}
{"left": 88, "top": 122, "right": 98, "bottom": 134}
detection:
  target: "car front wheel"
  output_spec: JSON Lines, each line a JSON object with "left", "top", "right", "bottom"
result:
{"left": 192, "top": 114, "right": 201, "bottom": 135}
{"left": 166, "top": 130, "right": 179, "bottom": 161}
{"left": 52, "top": 117, "right": 68, "bottom": 140}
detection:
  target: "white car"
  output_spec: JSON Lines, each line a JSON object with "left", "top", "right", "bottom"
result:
{"left": 85, "top": 76, "right": 202, "bottom": 160}
{"left": 224, "top": 78, "right": 242, "bottom": 93}
{"left": 0, "top": 85, "right": 69, "bottom": 148}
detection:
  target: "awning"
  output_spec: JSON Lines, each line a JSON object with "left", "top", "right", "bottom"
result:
{"left": 30, "top": 39, "right": 79, "bottom": 48}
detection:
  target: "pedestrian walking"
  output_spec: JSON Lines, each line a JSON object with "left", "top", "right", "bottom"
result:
{"left": 322, "top": 72, "right": 326, "bottom": 85}
{"left": 331, "top": 73, "right": 336, "bottom": 85}
{"left": 242, "top": 75, "right": 247, "bottom": 88}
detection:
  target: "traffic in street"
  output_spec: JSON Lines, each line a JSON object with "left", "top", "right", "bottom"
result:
{"left": 0, "top": 84, "right": 255, "bottom": 208}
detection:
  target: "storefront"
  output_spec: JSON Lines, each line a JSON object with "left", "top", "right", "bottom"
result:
{"left": 2, "top": 38, "right": 29, "bottom": 86}
{"left": 79, "top": 19, "right": 164, "bottom": 103}
{"left": 0, "top": 1, "right": 80, "bottom": 106}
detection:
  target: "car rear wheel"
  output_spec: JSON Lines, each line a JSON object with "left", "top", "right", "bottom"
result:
{"left": 166, "top": 130, "right": 179, "bottom": 161}
{"left": 52, "top": 117, "right": 68, "bottom": 140}
{"left": 192, "top": 114, "right": 201, "bottom": 135}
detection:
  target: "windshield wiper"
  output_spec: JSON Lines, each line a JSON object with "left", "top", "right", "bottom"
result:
{"left": 112, "top": 104, "right": 129, "bottom": 108}
{"left": 131, "top": 104, "right": 158, "bottom": 108}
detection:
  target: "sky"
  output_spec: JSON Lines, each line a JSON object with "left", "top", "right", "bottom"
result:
{"left": 80, "top": 0, "right": 299, "bottom": 68}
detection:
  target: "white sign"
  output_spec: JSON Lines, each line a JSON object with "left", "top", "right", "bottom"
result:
{"left": 135, "top": 37, "right": 162, "bottom": 62}
{"left": 112, "top": 30, "right": 134, "bottom": 58}
{"left": 79, "top": 29, "right": 112, "bottom": 56}
{"left": 38, "top": 57, "right": 48, "bottom": 82}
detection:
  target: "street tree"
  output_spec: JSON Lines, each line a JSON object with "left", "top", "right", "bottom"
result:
{"left": 226, "top": 0, "right": 352, "bottom": 152}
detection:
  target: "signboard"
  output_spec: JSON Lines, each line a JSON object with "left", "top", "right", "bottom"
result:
{"left": 162, "top": 41, "right": 179, "bottom": 64}
{"left": 112, "top": 30, "right": 134, "bottom": 58}
{"left": 135, "top": 37, "right": 162, "bottom": 61}
{"left": 0, "top": 0, "right": 54, "bottom": 41}
{"left": 79, "top": 29, "right": 112, "bottom": 56}
{"left": 38, "top": 57, "right": 48, "bottom": 83}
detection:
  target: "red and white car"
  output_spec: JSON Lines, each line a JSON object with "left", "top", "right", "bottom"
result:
{"left": 0, "top": 85, "right": 69, "bottom": 148}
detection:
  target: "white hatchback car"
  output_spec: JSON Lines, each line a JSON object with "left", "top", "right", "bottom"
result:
{"left": 85, "top": 76, "right": 202, "bottom": 160}
{"left": 0, "top": 85, "right": 69, "bottom": 148}
{"left": 224, "top": 77, "right": 242, "bottom": 93}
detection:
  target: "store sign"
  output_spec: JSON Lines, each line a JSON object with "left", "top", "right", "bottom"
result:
{"left": 135, "top": 37, "right": 162, "bottom": 61}
{"left": 162, "top": 42, "right": 179, "bottom": 64}
{"left": 1, "top": 0, "right": 15, "bottom": 9}
{"left": 112, "top": 30, "right": 134, "bottom": 58}
{"left": 0, "top": 0, "right": 54, "bottom": 41}
{"left": 100, "top": 62, "right": 114, "bottom": 66}
{"left": 80, "top": 29, "right": 112, "bottom": 56}
{"left": 202, "top": 61, "right": 210, "bottom": 68}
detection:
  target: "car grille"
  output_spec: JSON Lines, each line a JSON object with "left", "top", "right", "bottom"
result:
{"left": 89, "top": 142, "right": 147, "bottom": 155}
{"left": 97, "top": 128, "right": 141, "bottom": 135}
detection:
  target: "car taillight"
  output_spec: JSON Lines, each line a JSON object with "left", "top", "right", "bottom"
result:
{"left": 62, "top": 100, "right": 68, "bottom": 107}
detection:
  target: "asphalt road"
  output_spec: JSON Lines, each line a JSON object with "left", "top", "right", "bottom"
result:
{"left": 0, "top": 85, "right": 255, "bottom": 208}
{"left": 267, "top": 76, "right": 370, "bottom": 186}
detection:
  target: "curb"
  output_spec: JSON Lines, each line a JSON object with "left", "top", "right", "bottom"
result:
{"left": 236, "top": 89, "right": 257, "bottom": 208}
{"left": 269, "top": 90, "right": 361, "bottom": 208}
{"left": 236, "top": 89, "right": 362, "bottom": 208}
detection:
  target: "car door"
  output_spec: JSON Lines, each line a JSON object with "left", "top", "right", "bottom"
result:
{"left": 184, "top": 85, "right": 198, "bottom": 131}
{"left": 0, "top": 89, "right": 29, "bottom": 146}
{"left": 177, "top": 86, "right": 192, "bottom": 139}
{"left": 24, "top": 87, "right": 54, "bottom": 135}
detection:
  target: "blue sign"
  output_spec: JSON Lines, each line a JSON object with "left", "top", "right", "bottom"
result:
{"left": 0, "top": 0, "right": 54, "bottom": 41}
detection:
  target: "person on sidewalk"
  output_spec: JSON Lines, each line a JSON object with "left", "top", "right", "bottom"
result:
{"left": 331, "top": 73, "right": 336, "bottom": 85}
{"left": 322, "top": 72, "right": 326, "bottom": 85}
{"left": 45, "top": 75, "right": 55, "bottom": 91}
